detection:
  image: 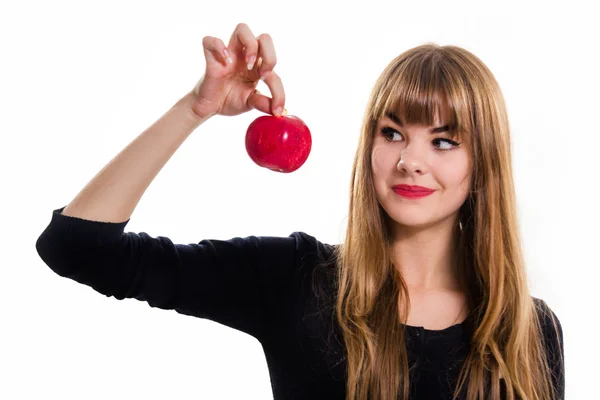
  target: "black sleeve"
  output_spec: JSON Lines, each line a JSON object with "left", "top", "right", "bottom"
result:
{"left": 535, "top": 298, "right": 565, "bottom": 399}
{"left": 35, "top": 206, "right": 299, "bottom": 341}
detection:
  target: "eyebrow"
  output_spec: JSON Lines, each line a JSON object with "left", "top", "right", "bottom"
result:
{"left": 385, "top": 112, "right": 453, "bottom": 135}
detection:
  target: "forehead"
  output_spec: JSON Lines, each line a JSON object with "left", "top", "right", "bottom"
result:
{"left": 380, "top": 102, "right": 452, "bottom": 123}
{"left": 380, "top": 111, "right": 449, "bottom": 129}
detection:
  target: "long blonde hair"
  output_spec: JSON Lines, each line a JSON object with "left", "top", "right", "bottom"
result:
{"left": 318, "top": 44, "right": 562, "bottom": 399}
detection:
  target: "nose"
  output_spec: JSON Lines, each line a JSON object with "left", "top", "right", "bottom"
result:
{"left": 397, "top": 146, "right": 427, "bottom": 174}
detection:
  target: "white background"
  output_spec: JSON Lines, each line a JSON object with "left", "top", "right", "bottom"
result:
{"left": 2, "top": 0, "right": 598, "bottom": 398}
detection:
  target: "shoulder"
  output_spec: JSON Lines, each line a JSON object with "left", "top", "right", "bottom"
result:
{"left": 287, "top": 231, "right": 338, "bottom": 265}
{"left": 531, "top": 296, "right": 565, "bottom": 397}
{"left": 286, "top": 231, "right": 339, "bottom": 291}
{"left": 531, "top": 296, "right": 563, "bottom": 340}
{"left": 288, "top": 231, "right": 338, "bottom": 249}
{"left": 531, "top": 296, "right": 564, "bottom": 367}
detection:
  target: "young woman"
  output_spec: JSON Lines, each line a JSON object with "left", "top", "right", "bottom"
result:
{"left": 36, "top": 23, "right": 564, "bottom": 400}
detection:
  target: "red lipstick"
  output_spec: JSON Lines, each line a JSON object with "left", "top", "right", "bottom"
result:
{"left": 392, "top": 184, "right": 435, "bottom": 199}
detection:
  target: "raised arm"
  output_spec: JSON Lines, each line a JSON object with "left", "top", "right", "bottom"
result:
{"left": 35, "top": 23, "right": 296, "bottom": 341}
{"left": 59, "top": 22, "right": 285, "bottom": 223}
{"left": 36, "top": 205, "right": 305, "bottom": 339}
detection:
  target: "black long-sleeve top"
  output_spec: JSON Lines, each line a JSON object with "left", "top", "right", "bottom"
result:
{"left": 35, "top": 206, "right": 565, "bottom": 399}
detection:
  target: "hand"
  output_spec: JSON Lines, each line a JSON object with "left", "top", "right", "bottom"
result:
{"left": 188, "top": 23, "right": 285, "bottom": 119}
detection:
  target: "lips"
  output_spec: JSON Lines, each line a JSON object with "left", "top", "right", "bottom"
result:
{"left": 392, "top": 184, "right": 435, "bottom": 199}
{"left": 392, "top": 184, "right": 434, "bottom": 193}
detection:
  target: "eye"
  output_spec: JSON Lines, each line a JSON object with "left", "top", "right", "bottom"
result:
{"left": 432, "top": 138, "right": 461, "bottom": 152}
{"left": 380, "top": 127, "right": 403, "bottom": 142}
{"left": 380, "top": 126, "right": 462, "bottom": 151}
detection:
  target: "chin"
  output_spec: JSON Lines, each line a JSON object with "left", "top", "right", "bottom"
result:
{"left": 390, "top": 214, "right": 437, "bottom": 229}
{"left": 383, "top": 206, "right": 456, "bottom": 232}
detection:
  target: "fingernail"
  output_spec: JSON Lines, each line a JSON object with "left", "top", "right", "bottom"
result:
{"left": 223, "top": 48, "right": 233, "bottom": 64}
{"left": 247, "top": 55, "right": 256, "bottom": 70}
{"left": 274, "top": 106, "right": 283, "bottom": 116}
{"left": 260, "top": 71, "right": 270, "bottom": 81}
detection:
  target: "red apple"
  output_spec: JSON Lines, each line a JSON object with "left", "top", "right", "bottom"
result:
{"left": 245, "top": 114, "right": 312, "bottom": 173}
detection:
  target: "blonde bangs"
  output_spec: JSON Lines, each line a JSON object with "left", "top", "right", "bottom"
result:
{"left": 369, "top": 45, "right": 475, "bottom": 146}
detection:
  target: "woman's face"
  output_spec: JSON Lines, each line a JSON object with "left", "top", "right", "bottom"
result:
{"left": 371, "top": 112, "right": 472, "bottom": 231}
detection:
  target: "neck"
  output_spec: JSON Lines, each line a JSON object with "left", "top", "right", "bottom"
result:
{"left": 391, "top": 215, "right": 463, "bottom": 293}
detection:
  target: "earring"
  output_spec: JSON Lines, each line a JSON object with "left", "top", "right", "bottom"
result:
{"left": 459, "top": 220, "right": 463, "bottom": 231}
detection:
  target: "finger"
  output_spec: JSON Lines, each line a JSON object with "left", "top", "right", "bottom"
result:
{"left": 255, "top": 33, "right": 276, "bottom": 81}
{"left": 262, "top": 69, "right": 286, "bottom": 116}
{"left": 228, "top": 23, "right": 259, "bottom": 70}
{"left": 202, "top": 36, "right": 232, "bottom": 66}
{"left": 247, "top": 89, "right": 272, "bottom": 115}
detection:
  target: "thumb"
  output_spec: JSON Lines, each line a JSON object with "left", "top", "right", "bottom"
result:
{"left": 247, "top": 89, "right": 273, "bottom": 115}
{"left": 202, "top": 36, "right": 230, "bottom": 66}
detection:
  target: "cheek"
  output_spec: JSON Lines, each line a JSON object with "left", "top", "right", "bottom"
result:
{"left": 435, "top": 153, "right": 471, "bottom": 191}
{"left": 371, "top": 146, "right": 396, "bottom": 176}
